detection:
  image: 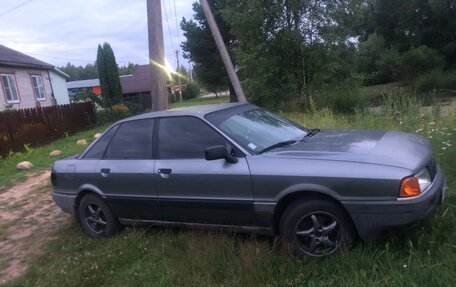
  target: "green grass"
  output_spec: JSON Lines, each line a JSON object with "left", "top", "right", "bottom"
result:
{"left": 0, "top": 124, "right": 111, "bottom": 191}
{"left": 4, "top": 96, "right": 456, "bottom": 286}
{"left": 359, "top": 82, "right": 404, "bottom": 102}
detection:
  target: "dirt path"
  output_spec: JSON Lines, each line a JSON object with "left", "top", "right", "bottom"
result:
{"left": 0, "top": 171, "right": 70, "bottom": 284}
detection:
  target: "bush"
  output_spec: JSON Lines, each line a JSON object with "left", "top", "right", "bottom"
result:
{"left": 401, "top": 46, "right": 445, "bottom": 81}
{"left": 413, "top": 70, "right": 456, "bottom": 93}
{"left": 182, "top": 82, "right": 200, "bottom": 100}
{"left": 311, "top": 78, "right": 366, "bottom": 114}
{"left": 96, "top": 104, "right": 131, "bottom": 124}
{"left": 73, "top": 91, "right": 103, "bottom": 106}
{"left": 375, "top": 48, "right": 402, "bottom": 83}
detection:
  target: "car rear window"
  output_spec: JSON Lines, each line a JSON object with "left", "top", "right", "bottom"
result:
{"left": 104, "top": 119, "right": 154, "bottom": 160}
{"left": 83, "top": 125, "right": 118, "bottom": 159}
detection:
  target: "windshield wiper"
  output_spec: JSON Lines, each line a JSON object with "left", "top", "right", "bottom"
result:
{"left": 259, "top": 140, "right": 297, "bottom": 154}
{"left": 301, "top": 128, "right": 320, "bottom": 141}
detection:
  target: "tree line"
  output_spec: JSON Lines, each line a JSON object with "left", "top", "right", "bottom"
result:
{"left": 58, "top": 62, "right": 137, "bottom": 82}
{"left": 181, "top": 0, "right": 456, "bottom": 109}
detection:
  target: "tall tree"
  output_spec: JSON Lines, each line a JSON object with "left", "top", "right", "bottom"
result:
{"left": 96, "top": 45, "right": 109, "bottom": 106}
{"left": 181, "top": 0, "right": 238, "bottom": 102}
{"left": 359, "top": 0, "right": 456, "bottom": 68}
{"left": 223, "top": 0, "right": 362, "bottom": 108}
{"left": 354, "top": 0, "right": 456, "bottom": 83}
{"left": 97, "top": 43, "right": 123, "bottom": 107}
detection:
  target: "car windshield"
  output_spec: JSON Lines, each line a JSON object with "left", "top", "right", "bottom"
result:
{"left": 208, "top": 108, "right": 309, "bottom": 154}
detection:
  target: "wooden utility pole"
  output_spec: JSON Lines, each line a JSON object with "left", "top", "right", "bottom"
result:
{"left": 176, "top": 50, "right": 182, "bottom": 103}
{"left": 199, "top": 0, "right": 247, "bottom": 102}
{"left": 147, "top": 0, "right": 168, "bottom": 111}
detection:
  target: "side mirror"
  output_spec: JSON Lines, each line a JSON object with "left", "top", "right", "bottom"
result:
{"left": 205, "top": 145, "right": 238, "bottom": 163}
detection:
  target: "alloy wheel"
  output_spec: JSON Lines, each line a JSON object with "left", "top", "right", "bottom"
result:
{"left": 84, "top": 202, "right": 108, "bottom": 235}
{"left": 295, "top": 211, "right": 341, "bottom": 257}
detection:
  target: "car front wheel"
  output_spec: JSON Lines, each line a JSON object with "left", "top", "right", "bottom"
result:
{"left": 78, "top": 194, "right": 120, "bottom": 238}
{"left": 280, "top": 199, "right": 356, "bottom": 257}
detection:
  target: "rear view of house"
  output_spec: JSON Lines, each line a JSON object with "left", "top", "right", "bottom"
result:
{"left": 0, "top": 44, "right": 69, "bottom": 111}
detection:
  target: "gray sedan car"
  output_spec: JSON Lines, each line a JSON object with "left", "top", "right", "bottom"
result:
{"left": 52, "top": 103, "right": 445, "bottom": 257}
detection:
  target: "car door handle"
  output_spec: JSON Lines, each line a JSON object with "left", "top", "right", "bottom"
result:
{"left": 158, "top": 168, "right": 172, "bottom": 174}
{"left": 158, "top": 168, "right": 172, "bottom": 179}
{"left": 100, "top": 168, "right": 110, "bottom": 177}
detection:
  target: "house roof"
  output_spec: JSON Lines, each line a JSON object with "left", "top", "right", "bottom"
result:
{"left": 52, "top": 67, "right": 70, "bottom": 78}
{"left": 66, "top": 64, "right": 153, "bottom": 93}
{"left": 0, "top": 44, "right": 54, "bottom": 69}
{"left": 67, "top": 78, "right": 100, "bottom": 89}
{"left": 120, "top": 64, "right": 151, "bottom": 94}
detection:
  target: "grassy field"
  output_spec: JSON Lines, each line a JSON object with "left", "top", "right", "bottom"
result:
{"left": 359, "top": 82, "right": 403, "bottom": 102}
{"left": 4, "top": 96, "right": 455, "bottom": 286}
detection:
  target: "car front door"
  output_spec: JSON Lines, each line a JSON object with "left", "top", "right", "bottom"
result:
{"left": 95, "top": 119, "right": 160, "bottom": 221}
{"left": 155, "top": 116, "right": 255, "bottom": 226}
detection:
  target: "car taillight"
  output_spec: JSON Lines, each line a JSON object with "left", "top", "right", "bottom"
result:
{"left": 399, "top": 176, "right": 421, "bottom": 198}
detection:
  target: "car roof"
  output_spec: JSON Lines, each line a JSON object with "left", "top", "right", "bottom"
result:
{"left": 119, "top": 102, "right": 252, "bottom": 122}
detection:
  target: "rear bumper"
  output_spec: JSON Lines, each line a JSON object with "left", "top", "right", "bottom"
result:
{"left": 342, "top": 166, "right": 446, "bottom": 241}
{"left": 52, "top": 192, "right": 77, "bottom": 215}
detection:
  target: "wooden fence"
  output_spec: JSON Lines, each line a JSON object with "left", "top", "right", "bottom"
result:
{"left": 0, "top": 102, "right": 96, "bottom": 157}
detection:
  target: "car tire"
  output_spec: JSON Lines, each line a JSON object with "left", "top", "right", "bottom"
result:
{"left": 78, "top": 194, "right": 120, "bottom": 238}
{"left": 280, "top": 198, "right": 356, "bottom": 257}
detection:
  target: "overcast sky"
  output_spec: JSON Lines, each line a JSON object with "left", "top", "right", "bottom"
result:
{"left": 0, "top": 0, "right": 194, "bottom": 69}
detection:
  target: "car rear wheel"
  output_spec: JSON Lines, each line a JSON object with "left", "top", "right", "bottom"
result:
{"left": 280, "top": 199, "right": 356, "bottom": 257}
{"left": 78, "top": 194, "right": 120, "bottom": 238}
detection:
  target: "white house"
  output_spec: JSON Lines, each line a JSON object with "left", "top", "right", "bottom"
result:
{"left": 0, "top": 44, "right": 70, "bottom": 111}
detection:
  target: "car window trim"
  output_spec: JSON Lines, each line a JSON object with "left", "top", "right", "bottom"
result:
{"left": 101, "top": 123, "right": 121, "bottom": 160}
{"left": 152, "top": 119, "right": 159, "bottom": 159}
{"left": 155, "top": 115, "right": 246, "bottom": 160}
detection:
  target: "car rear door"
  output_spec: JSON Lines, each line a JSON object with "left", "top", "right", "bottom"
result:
{"left": 96, "top": 119, "right": 160, "bottom": 221}
{"left": 154, "top": 116, "right": 255, "bottom": 226}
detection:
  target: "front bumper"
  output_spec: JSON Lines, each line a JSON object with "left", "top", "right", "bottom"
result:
{"left": 52, "top": 192, "right": 77, "bottom": 215}
{"left": 342, "top": 166, "right": 446, "bottom": 241}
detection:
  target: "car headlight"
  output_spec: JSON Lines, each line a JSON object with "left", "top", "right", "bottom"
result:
{"left": 416, "top": 168, "right": 432, "bottom": 192}
{"left": 400, "top": 168, "right": 432, "bottom": 198}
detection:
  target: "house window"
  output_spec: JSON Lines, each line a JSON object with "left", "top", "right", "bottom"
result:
{"left": 31, "top": 75, "right": 46, "bottom": 100}
{"left": 1, "top": 74, "right": 20, "bottom": 103}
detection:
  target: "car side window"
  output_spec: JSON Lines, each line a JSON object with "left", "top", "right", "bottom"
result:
{"left": 83, "top": 125, "right": 118, "bottom": 159}
{"left": 158, "top": 117, "right": 227, "bottom": 159}
{"left": 105, "top": 119, "right": 154, "bottom": 160}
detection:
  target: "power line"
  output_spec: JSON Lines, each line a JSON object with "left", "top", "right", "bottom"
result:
{"left": 0, "top": 0, "right": 33, "bottom": 17}
{"left": 172, "top": 0, "right": 181, "bottom": 41}
{"left": 162, "top": 0, "right": 176, "bottom": 51}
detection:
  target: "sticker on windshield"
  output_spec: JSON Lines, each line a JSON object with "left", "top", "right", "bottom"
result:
{"left": 248, "top": 143, "right": 257, "bottom": 150}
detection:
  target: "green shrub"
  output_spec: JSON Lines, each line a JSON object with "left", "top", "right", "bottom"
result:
{"left": 182, "top": 82, "right": 201, "bottom": 100}
{"left": 401, "top": 46, "right": 445, "bottom": 81}
{"left": 413, "top": 70, "right": 456, "bottom": 93}
{"left": 375, "top": 48, "right": 402, "bottom": 83}
{"left": 96, "top": 104, "right": 131, "bottom": 124}
{"left": 312, "top": 78, "right": 366, "bottom": 114}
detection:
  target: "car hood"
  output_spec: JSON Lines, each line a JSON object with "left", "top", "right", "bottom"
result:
{"left": 267, "top": 129, "right": 433, "bottom": 171}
